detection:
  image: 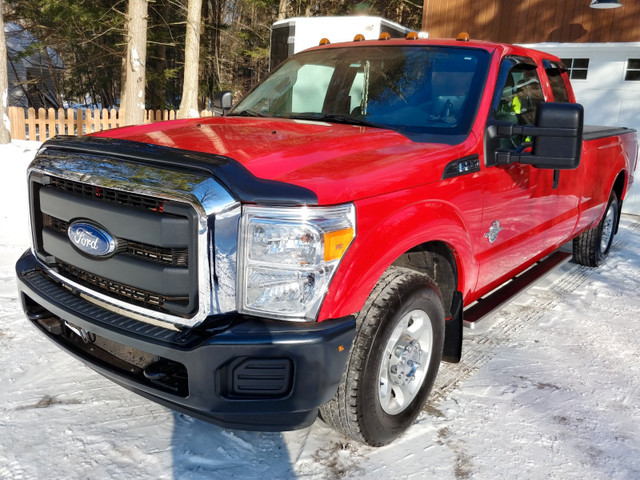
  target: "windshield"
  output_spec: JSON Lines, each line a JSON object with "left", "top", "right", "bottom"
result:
{"left": 231, "top": 45, "right": 490, "bottom": 139}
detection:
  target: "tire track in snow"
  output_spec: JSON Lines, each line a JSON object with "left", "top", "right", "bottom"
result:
{"left": 310, "top": 218, "right": 639, "bottom": 478}
{"left": 306, "top": 219, "right": 640, "bottom": 478}
{"left": 0, "top": 460, "right": 34, "bottom": 480}
{"left": 426, "top": 270, "right": 584, "bottom": 411}
{"left": 425, "top": 218, "right": 640, "bottom": 412}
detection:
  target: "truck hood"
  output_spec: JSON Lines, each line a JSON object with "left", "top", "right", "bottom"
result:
{"left": 94, "top": 117, "right": 461, "bottom": 205}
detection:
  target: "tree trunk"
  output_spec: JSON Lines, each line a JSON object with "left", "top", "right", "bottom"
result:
{"left": 146, "top": 2, "right": 168, "bottom": 110}
{"left": 0, "top": 0, "right": 11, "bottom": 143}
{"left": 277, "top": 0, "right": 288, "bottom": 21}
{"left": 178, "top": 0, "right": 203, "bottom": 119}
{"left": 213, "top": 0, "right": 222, "bottom": 88}
{"left": 120, "top": 0, "right": 148, "bottom": 126}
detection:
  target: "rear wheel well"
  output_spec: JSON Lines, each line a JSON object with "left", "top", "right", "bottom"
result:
{"left": 612, "top": 171, "right": 626, "bottom": 234}
{"left": 391, "top": 241, "right": 458, "bottom": 317}
{"left": 613, "top": 171, "right": 626, "bottom": 206}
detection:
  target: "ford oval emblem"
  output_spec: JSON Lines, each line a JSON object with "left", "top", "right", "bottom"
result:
{"left": 67, "top": 221, "right": 116, "bottom": 257}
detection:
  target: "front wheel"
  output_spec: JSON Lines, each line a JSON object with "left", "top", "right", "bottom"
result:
{"left": 319, "top": 267, "right": 445, "bottom": 446}
{"left": 573, "top": 191, "right": 619, "bottom": 267}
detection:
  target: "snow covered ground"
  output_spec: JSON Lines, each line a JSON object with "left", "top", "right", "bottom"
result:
{"left": 1, "top": 140, "right": 639, "bottom": 480}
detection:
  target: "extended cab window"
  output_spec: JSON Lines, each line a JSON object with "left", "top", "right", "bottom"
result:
{"left": 544, "top": 60, "right": 571, "bottom": 102}
{"left": 231, "top": 46, "right": 490, "bottom": 140}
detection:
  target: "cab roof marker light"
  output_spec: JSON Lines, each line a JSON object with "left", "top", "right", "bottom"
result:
{"left": 319, "top": 37, "right": 330, "bottom": 46}
{"left": 406, "top": 31, "right": 419, "bottom": 40}
{"left": 456, "top": 32, "right": 470, "bottom": 42}
{"left": 379, "top": 32, "right": 391, "bottom": 40}
{"left": 353, "top": 34, "right": 365, "bottom": 42}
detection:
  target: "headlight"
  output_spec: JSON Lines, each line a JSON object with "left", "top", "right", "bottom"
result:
{"left": 238, "top": 204, "right": 356, "bottom": 320}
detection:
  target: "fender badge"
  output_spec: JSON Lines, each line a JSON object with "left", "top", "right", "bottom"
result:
{"left": 484, "top": 220, "right": 503, "bottom": 244}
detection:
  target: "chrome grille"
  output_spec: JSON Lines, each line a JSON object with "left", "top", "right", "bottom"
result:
{"left": 29, "top": 149, "right": 239, "bottom": 328}
{"left": 49, "top": 177, "right": 165, "bottom": 212}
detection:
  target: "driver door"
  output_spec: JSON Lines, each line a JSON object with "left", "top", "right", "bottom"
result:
{"left": 475, "top": 57, "right": 559, "bottom": 292}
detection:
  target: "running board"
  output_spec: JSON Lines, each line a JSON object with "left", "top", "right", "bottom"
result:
{"left": 463, "top": 251, "right": 572, "bottom": 329}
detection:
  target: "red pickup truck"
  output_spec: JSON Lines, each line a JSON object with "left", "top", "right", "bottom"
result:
{"left": 17, "top": 35, "right": 638, "bottom": 446}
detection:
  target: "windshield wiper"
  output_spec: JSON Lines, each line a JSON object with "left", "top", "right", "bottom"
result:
{"left": 228, "top": 109, "right": 268, "bottom": 117}
{"left": 286, "top": 113, "right": 380, "bottom": 128}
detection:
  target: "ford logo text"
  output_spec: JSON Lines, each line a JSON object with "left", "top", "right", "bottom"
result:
{"left": 67, "top": 221, "right": 116, "bottom": 257}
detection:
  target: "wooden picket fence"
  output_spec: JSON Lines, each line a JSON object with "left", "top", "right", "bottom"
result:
{"left": 8, "top": 106, "right": 216, "bottom": 142}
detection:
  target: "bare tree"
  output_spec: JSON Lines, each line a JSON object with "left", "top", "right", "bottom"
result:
{"left": 0, "top": 0, "right": 11, "bottom": 143}
{"left": 120, "top": 0, "right": 148, "bottom": 126}
{"left": 277, "top": 0, "right": 288, "bottom": 21}
{"left": 178, "top": 0, "right": 202, "bottom": 118}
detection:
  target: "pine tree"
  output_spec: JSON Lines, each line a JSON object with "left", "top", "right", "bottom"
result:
{"left": 6, "top": 0, "right": 124, "bottom": 109}
{"left": 4, "top": 0, "right": 424, "bottom": 119}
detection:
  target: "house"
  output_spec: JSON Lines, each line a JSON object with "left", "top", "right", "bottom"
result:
{"left": 5, "top": 22, "right": 63, "bottom": 109}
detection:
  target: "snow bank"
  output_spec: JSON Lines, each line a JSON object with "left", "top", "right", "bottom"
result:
{"left": 0, "top": 140, "right": 38, "bottom": 247}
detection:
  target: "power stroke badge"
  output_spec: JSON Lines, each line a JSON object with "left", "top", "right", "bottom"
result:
{"left": 67, "top": 221, "right": 116, "bottom": 257}
{"left": 484, "top": 220, "right": 503, "bottom": 244}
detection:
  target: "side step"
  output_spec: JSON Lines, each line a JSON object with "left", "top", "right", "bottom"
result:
{"left": 463, "top": 251, "right": 572, "bottom": 329}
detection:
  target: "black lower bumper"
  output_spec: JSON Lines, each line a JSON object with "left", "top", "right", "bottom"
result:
{"left": 16, "top": 250, "right": 355, "bottom": 431}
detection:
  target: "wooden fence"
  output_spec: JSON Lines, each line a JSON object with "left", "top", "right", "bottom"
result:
{"left": 8, "top": 106, "right": 216, "bottom": 142}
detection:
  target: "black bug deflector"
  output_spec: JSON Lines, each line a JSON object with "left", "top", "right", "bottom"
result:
{"left": 38, "top": 135, "right": 318, "bottom": 206}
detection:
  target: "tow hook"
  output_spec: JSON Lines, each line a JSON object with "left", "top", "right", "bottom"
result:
{"left": 65, "top": 321, "right": 96, "bottom": 343}
{"left": 26, "top": 306, "right": 64, "bottom": 336}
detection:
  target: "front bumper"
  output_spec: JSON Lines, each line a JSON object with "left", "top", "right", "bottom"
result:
{"left": 16, "top": 250, "right": 355, "bottom": 431}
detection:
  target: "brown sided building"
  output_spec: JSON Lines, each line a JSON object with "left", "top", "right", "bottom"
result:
{"left": 421, "top": 0, "right": 640, "bottom": 43}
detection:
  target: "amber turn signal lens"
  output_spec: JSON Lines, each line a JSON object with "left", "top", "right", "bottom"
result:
{"left": 324, "top": 228, "right": 355, "bottom": 262}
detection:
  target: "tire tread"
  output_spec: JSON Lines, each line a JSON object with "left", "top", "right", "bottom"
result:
{"left": 319, "top": 266, "right": 444, "bottom": 445}
{"left": 573, "top": 192, "right": 618, "bottom": 267}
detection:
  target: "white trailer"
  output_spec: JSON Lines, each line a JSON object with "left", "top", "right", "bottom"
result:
{"left": 270, "top": 16, "right": 412, "bottom": 70}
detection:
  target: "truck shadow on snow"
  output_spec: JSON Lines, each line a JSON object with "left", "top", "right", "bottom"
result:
{"left": 170, "top": 412, "right": 367, "bottom": 479}
{"left": 171, "top": 412, "right": 297, "bottom": 479}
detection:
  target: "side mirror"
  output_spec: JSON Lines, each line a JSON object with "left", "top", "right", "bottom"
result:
{"left": 213, "top": 91, "right": 233, "bottom": 115}
{"left": 489, "top": 102, "right": 584, "bottom": 170}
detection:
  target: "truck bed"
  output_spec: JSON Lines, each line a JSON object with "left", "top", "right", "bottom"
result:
{"left": 583, "top": 125, "right": 637, "bottom": 141}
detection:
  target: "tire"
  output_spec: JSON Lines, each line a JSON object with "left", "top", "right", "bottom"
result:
{"left": 319, "top": 266, "right": 445, "bottom": 446}
{"left": 573, "top": 191, "right": 619, "bottom": 267}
